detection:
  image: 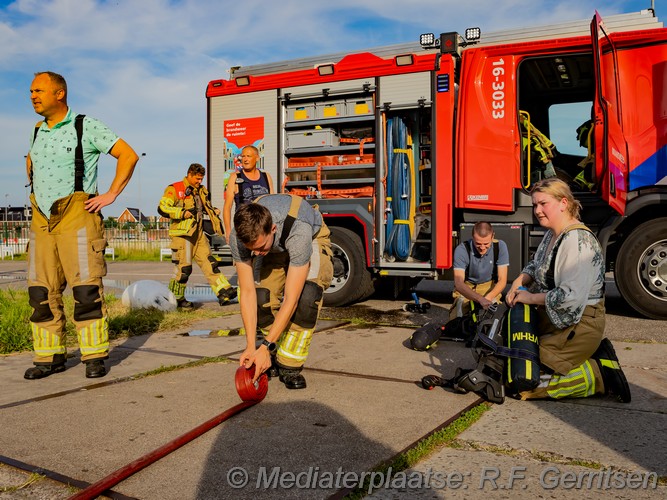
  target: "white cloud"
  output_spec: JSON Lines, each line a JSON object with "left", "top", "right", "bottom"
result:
{"left": 0, "top": 0, "right": 649, "bottom": 215}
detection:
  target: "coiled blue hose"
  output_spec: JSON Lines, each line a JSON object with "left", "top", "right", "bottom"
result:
{"left": 385, "top": 117, "right": 412, "bottom": 261}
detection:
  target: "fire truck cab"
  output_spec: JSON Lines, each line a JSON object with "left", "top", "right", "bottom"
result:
{"left": 207, "top": 10, "right": 667, "bottom": 320}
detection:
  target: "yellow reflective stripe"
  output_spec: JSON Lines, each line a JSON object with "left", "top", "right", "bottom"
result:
{"left": 546, "top": 361, "right": 595, "bottom": 399}
{"left": 169, "top": 280, "right": 187, "bottom": 298}
{"left": 394, "top": 220, "right": 409, "bottom": 225}
{"left": 281, "top": 331, "right": 298, "bottom": 354}
{"left": 168, "top": 218, "right": 195, "bottom": 236}
{"left": 295, "top": 331, "right": 312, "bottom": 355}
{"left": 211, "top": 275, "right": 231, "bottom": 295}
{"left": 600, "top": 359, "right": 620, "bottom": 370}
{"left": 78, "top": 318, "right": 109, "bottom": 355}
{"left": 31, "top": 324, "right": 66, "bottom": 355}
{"left": 523, "top": 304, "right": 530, "bottom": 323}
{"left": 159, "top": 196, "right": 184, "bottom": 219}
{"left": 276, "top": 350, "right": 308, "bottom": 362}
{"left": 276, "top": 330, "right": 313, "bottom": 362}
{"left": 547, "top": 382, "right": 586, "bottom": 399}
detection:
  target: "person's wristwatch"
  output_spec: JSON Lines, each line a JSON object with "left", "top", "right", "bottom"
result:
{"left": 260, "top": 338, "right": 277, "bottom": 354}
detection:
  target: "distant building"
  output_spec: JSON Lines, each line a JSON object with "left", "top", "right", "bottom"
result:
{"left": 117, "top": 208, "right": 149, "bottom": 224}
{"left": 0, "top": 206, "right": 31, "bottom": 222}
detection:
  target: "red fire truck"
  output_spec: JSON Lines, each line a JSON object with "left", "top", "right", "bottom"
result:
{"left": 206, "top": 10, "right": 667, "bottom": 320}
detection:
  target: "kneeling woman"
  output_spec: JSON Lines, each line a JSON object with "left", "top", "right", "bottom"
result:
{"left": 505, "top": 178, "right": 630, "bottom": 402}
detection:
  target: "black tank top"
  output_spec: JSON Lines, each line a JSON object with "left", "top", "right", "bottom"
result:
{"left": 233, "top": 170, "right": 270, "bottom": 209}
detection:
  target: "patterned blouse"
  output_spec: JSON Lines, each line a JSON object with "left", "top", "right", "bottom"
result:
{"left": 523, "top": 227, "right": 605, "bottom": 329}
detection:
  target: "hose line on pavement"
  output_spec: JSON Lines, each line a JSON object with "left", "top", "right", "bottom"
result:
{"left": 69, "top": 366, "right": 268, "bottom": 500}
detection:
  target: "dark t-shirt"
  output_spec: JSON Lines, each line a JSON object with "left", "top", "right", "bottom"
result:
{"left": 452, "top": 239, "right": 509, "bottom": 283}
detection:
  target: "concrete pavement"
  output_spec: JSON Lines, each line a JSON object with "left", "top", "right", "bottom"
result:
{"left": 0, "top": 261, "right": 665, "bottom": 499}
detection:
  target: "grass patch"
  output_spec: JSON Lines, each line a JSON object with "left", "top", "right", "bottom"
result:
{"left": 342, "top": 403, "right": 491, "bottom": 499}
{"left": 0, "top": 288, "right": 229, "bottom": 355}
{"left": 10, "top": 248, "right": 170, "bottom": 261}
{"left": 0, "top": 289, "right": 35, "bottom": 353}
{"left": 105, "top": 247, "right": 163, "bottom": 261}
{"left": 0, "top": 471, "right": 44, "bottom": 493}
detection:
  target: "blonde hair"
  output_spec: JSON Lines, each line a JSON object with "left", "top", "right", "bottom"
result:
{"left": 242, "top": 145, "right": 259, "bottom": 156}
{"left": 530, "top": 178, "right": 581, "bottom": 219}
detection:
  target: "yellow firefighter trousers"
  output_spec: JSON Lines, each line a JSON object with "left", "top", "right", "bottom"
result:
{"left": 257, "top": 224, "right": 333, "bottom": 369}
{"left": 169, "top": 228, "right": 231, "bottom": 299}
{"left": 27, "top": 193, "right": 109, "bottom": 363}
{"left": 519, "top": 301, "right": 606, "bottom": 400}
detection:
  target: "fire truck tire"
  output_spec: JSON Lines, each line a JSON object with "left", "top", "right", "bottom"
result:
{"left": 324, "top": 226, "right": 374, "bottom": 307}
{"left": 615, "top": 217, "right": 667, "bottom": 320}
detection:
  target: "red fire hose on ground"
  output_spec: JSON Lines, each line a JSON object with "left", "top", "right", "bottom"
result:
{"left": 69, "top": 366, "right": 268, "bottom": 500}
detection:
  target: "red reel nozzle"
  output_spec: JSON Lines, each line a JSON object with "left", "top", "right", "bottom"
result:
{"left": 235, "top": 365, "right": 269, "bottom": 402}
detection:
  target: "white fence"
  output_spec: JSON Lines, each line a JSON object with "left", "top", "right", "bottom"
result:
{"left": 0, "top": 221, "right": 172, "bottom": 258}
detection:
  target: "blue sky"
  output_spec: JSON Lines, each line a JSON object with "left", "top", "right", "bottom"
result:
{"left": 0, "top": 0, "right": 656, "bottom": 216}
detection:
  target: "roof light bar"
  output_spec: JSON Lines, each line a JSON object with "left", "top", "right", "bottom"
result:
{"left": 465, "top": 27, "right": 481, "bottom": 42}
{"left": 420, "top": 33, "right": 439, "bottom": 49}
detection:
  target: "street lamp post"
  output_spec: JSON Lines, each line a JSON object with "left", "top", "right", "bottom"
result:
{"left": 3, "top": 194, "right": 7, "bottom": 244}
{"left": 140, "top": 153, "right": 146, "bottom": 213}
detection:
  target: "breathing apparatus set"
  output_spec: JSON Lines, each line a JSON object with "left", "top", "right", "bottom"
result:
{"left": 418, "top": 299, "right": 541, "bottom": 404}
{"left": 409, "top": 301, "right": 483, "bottom": 351}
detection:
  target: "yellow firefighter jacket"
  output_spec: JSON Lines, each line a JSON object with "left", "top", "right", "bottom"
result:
{"left": 158, "top": 177, "right": 223, "bottom": 237}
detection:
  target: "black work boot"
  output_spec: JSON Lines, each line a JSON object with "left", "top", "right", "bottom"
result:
{"left": 278, "top": 366, "right": 307, "bottom": 390}
{"left": 267, "top": 355, "right": 279, "bottom": 380}
{"left": 217, "top": 286, "right": 238, "bottom": 305}
{"left": 177, "top": 297, "right": 194, "bottom": 309}
{"left": 85, "top": 359, "right": 107, "bottom": 379}
{"left": 592, "top": 338, "right": 631, "bottom": 403}
{"left": 24, "top": 354, "right": 67, "bottom": 380}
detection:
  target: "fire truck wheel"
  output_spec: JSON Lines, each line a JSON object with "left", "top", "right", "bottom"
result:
{"left": 324, "top": 226, "right": 374, "bottom": 307}
{"left": 615, "top": 217, "right": 667, "bottom": 321}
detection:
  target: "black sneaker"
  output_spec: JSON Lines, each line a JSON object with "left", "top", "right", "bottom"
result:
{"left": 217, "top": 287, "right": 238, "bottom": 305}
{"left": 592, "top": 338, "right": 631, "bottom": 403}
{"left": 278, "top": 367, "right": 307, "bottom": 390}
{"left": 85, "top": 359, "right": 107, "bottom": 379}
{"left": 177, "top": 297, "right": 194, "bottom": 309}
{"left": 24, "top": 362, "right": 66, "bottom": 380}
